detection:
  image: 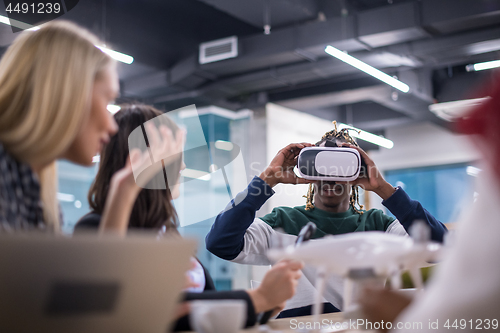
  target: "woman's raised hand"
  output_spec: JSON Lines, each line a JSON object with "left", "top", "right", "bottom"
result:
{"left": 125, "top": 122, "right": 186, "bottom": 191}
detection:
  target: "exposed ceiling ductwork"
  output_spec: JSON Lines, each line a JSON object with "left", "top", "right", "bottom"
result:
{"left": 113, "top": 0, "right": 499, "bottom": 132}
{"left": 8, "top": 0, "right": 493, "bottom": 133}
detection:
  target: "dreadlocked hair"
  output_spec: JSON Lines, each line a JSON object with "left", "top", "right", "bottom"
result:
{"left": 303, "top": 121, "right": 365, "bottom": 214}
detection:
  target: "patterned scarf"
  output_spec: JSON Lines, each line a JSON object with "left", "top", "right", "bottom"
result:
{"left": 0, "top": 143, "right": 46, "bottom": 231}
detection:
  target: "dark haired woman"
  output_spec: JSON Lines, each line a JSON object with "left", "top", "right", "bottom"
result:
{"left": 75, "top": 104, "right": 303, "bottom": 331}
{"left": 205, "top": 124, "right": 448, "bottom": 317}
{"left": 77, "top": 104, "right": 183, "bottom": 233}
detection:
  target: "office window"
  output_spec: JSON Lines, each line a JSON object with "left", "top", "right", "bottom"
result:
{"left": 172, "top": 110, "right": 252, "bottom": 291}
{"left": 58, "top": 161, "right": 97, "bottom": 234}
{"left": 384, "top": 163, "right": 475, "bottom": 224}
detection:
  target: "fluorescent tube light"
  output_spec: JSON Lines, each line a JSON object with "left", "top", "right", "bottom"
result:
{"left": 0, "top": 14, "right": 38, "bottom": 30}
{"left": 466, "top": 60, "right": 500, "bottom": 72}
{"left": 0, "top": 15, "right": 9, "bottom": 25}
{"left": 57, "top": 192, "right": 75, "bottom": 202}
{"left": 214, "top": 140, "right": 234, "bottom": 151}
{"left": 337, "top": 123, "right": 394, "bottom": 149}
{"left": 325, "top": 45, "right": 410, "bottom": 93}
{"left": 182, "top": 168, "right": 211, "bottom": 181}
{"left": 178, "top": 109, "right": 198, "bottom": 119}
{"left": 466, "top": 166, "right": 481, "bottom": 177}
{"left": 0, "top": 15, "right": 133, "bottom": 64}
{"left": 96, "top": 45, "right": 134, "bottom": 64}
{"left": 107, "top": 104, "right": 121, "bottom": 114}
{"left": 429, "top": 97, "right": 490, "bottom": 122}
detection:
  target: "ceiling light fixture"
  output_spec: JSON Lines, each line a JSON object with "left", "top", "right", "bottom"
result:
{"left": 337, "top": 123, "right": 394, "bottom": 149}
{"left": 56, "top": 192, "right": 75, "bottom": 202}
{"left": 0, "top": 15, "right": 134, "bottom": 64}
{"left": 263, "top": 0, "right": 271, "bottom": 35}
{"left": 466, "top": 166, "right": 481, "bottom": 177}
{"left": 96, "top": 45, "right": 134, "bottom": 64}
{"left": 214, "top": 140, "right": 234, "bottom": 151}
{"left": 466, "top": 60, "right": 500, "bottom": 72}
{"left": 325, "top": 45, "right": 410, "bottom": 93}
{"left": 182, "top": 168, "right": 211, "bottom": 181}
{"left": 0, "top": 14, "right": 38, "bottom": 30}
{"left": 107, "top": 104, "right": 121, "bottom": 114}
{"left": 429, "top": 97, "right": 490, "bottom": 122}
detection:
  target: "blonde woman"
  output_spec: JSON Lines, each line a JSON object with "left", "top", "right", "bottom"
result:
{"left": 0, "top": 20, "right": 181, "bottom": 233}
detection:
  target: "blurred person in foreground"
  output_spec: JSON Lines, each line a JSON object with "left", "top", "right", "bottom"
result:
{"left": 360, "top": 73, "right": 500, "bottom": 332}
{"left": 75, "top": 104, "right": 304, "bottom": 331}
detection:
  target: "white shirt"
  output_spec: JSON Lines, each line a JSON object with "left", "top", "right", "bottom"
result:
{"left": 185, "top": 258, "right": 206, "bottom": 293}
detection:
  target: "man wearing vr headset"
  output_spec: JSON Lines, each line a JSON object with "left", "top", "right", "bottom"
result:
{"left": 206, "top": 126, "right": 447, "bottom": 318}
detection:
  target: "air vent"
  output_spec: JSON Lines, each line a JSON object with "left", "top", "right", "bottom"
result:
{"left": 199, "top": 36, "right": 238, "bottom": 65}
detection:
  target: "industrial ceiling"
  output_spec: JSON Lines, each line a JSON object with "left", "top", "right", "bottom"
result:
{"left": 1, "top": 0, "right": 499, "bottom": 132}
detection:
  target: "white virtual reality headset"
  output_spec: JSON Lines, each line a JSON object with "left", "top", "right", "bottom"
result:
{"left": 297, "top": 147, "right": 362, "bottom": 181}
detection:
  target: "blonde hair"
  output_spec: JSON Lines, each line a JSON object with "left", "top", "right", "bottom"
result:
{"left": 0, "top": 20, "right": 114, "bottom": 231}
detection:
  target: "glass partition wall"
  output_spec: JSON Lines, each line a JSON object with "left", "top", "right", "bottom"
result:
{"left": 61, "top": 106, "right": 252, "bottom": 290}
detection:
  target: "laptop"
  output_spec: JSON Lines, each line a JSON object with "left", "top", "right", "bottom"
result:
{"left": 0, "top": 233, "right": 196, "bottom": 333}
